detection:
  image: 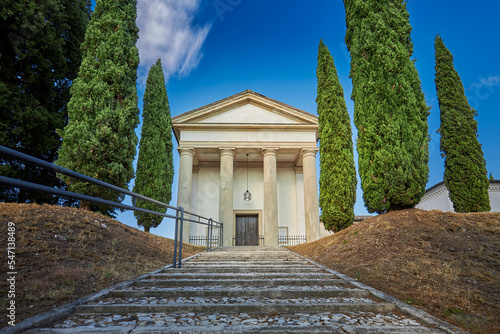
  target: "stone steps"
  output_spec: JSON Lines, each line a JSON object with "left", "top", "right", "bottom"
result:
{"left": 107, "top": 288, "right": 371, "bottom": 298}
{"left": 24, "top": 246, "right": 464, "bottom": 334}
{"left": 165, "top": 266, "right": 324, "bottom": 273}
{"left": 29, "top": 325, "right": 447, "bottom": 334}
{"left": 74, "top": 302, "right": 396, "bottom": 314}
{"left": 178, "top": 266, "right": 320, "bottom": 273}
{"left": 148, "top": 272, "right": 337, "bottom": 279}
{"left": 133, "top": 278, "right": 348, "bottom": 288}
{"left": 182, "top": 253, "right": 310, "bottom": 260}
{"left": 179, "top": 264, "right": 314, "bottom": 269}
{"left": 182, "top": 261, "right": 311, "bottom": 266}
{"left": 29, "top": 312, "right": 447, "bottom": 334}
{"left": 184, "top": 260, "right": 307, "bottom": 264}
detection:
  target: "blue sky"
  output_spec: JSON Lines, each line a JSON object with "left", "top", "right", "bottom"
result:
{"left": 114, "top": 0, "right": 500, "bottom": 238}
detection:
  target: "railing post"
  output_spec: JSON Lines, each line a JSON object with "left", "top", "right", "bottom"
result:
{"left": 220, "top": 222, "right": 223, "bottom": 247}
{"left": 208, "top": 218, "right": 213, "bottom": 252}
{"left": 206, "top": 219, "right": 210, "bottom": 253}
{"left": 173, "top": 209, "right": 179, "bottom": 268}
{"left": 211, "top": 219, "right": 214, "bottom": 251}
{"left": 178, "top": 206, "right": 184, "bottom": 268}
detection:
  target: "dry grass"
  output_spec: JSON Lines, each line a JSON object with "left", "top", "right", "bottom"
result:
{"left": 0, "top": 203, "right": 204, "bottom": 328}
{"left": 289, "top": 208, "right": 500, "bottom": 334}
{"left": 1, "top": 204, "right": 498, "bottom": 333}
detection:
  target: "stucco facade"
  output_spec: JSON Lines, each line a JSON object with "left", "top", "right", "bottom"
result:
{"left": 416, "top": 180, "right": 500, "bottom": 212}
{"left": 172, "top": 90, "right": 324, "bottom": 246}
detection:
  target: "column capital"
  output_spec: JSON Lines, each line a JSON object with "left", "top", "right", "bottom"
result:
{"left": 219, "top": 147, "right": 235, "bottom": 157}
{"left": 301, "top": 147, "right": 319, "bottom": 158}
{"left": 262, "top": 147, "right": 279, "bottom": 157}
{"left": 178, "top": 146, "right": 196, "bottom": 157}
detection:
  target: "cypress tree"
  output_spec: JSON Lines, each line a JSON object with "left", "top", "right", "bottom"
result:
{"left": 0, "top": 0, "right": 91, "bottom": 204}
{"left": 343, "top": 0, "right": 430, "bottom": 214}
{"left": 317, "top": 40, "right": 357, "bottom": 232}
{"left": 133, "top": 59, "right": 174, "bottom": 233}
{"left": 434, "top": 36, "right": 490, "bottom": 212}
{"left": 56, "top": 0, "right": 140, "bottom": 215}
{"left": 490, "top": 173, "right": 494, "bottom": 181}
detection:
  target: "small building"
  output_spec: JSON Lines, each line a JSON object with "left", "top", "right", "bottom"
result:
{"left": 172, "top": 90, "right": 327, "bottom": 246}
{"left": 416, "top": 180, "right": 500, "bottom": 212}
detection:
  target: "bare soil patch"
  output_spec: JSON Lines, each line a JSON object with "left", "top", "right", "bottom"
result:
{"left": 0, "top": 203, "right": 204, "bottom": 328}
{"left": 289, "top": 208, "right": 500, "bottom": 334}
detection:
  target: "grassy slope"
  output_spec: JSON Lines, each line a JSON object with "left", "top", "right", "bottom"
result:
{"left": 1, "top": 204, "right": 498, "bottom": 333}
{"left": 0, "top": 203, "right": 205, "bottom": 328}
{"left": 289, "top": 208, "right": 500, "bottom": 334}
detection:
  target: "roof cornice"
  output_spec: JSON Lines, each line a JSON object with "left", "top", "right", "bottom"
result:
{"left": 172, "top": 89, "right": 318, "bottom": 125}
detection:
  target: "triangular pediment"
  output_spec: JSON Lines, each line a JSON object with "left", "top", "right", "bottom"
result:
{"left": 199, "top": 103, "right": 301, "bottom": 124}
{"left": 172, "top": 90, "right": 318, "bottom": 126}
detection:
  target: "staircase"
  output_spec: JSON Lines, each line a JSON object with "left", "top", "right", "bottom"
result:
{"left": 26, "top": 246, "right": 464, "bottom": 333}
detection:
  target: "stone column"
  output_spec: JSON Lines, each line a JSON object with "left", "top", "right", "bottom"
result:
{"left": 219, "top": 148, "right": 235, "bottom": 247}
{"left": 302, "top": 148, "right": 320, "bottom": 242}
{"left": 177, "top": 147, "right": 195, "bottom": 243}
{"left": 263, "top": 148, "right": 279, "bottom": 246}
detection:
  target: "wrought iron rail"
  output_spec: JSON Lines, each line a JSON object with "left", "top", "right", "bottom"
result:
{"left": 279, "top": 235, "right": 306, "bottom": 246}
{"left": 189, "top": 235, "right": 220, "bottom": 247}
{"left": 231, "top": 234, "right": 306, "bottom": 247}
{"left": 0, "top": 145, "right": 222, "bottom": 268}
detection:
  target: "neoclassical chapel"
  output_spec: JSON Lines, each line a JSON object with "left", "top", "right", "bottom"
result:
{"left": 172, "top": 90, "right": 328, "bottom": 247}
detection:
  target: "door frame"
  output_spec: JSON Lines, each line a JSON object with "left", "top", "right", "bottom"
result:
{"left": 233, "top": 210, "right": 262, "bottom": 245}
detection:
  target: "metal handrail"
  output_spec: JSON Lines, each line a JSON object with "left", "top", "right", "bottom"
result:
{"left": 0, "top": 145, "right": 222, "bottom": 268}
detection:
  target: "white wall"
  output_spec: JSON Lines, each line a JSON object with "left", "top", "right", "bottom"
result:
{"left": 416, "top": 185, "right": 454, "bottom": 212}
{"left": 196, "top": 168, "right": 220, "bottom": 226}
{"left": 489, "top": 183, "right": 500, "bottom": 212}
{"left": 233, "top": 167, "right": 264, "bottom": 212}
{"left": 277, "top": 168, "right": 298, "bottom": 235}
{"left": 295, "top": 172, "right": 306, "bottom": 236}
{"left": 416, "top": 181, "right": 500, "bottom": 213}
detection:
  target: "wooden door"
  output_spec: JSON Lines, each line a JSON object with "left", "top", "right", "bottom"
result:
{"left": 235, "top": 215, "right": 259, "bottom": 246}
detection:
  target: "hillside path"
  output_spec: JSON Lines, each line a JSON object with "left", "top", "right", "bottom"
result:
{"left": 25, "top": 246, "right": 468, "bottom": 333}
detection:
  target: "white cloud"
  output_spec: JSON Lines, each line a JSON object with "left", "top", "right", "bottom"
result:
{"left": 467, "top": 75, "right": 500, "bottom": 90}
{"left": 137, "top": 0, "right": 211, "bottom": 83}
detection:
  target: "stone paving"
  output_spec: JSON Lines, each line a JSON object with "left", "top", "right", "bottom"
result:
{"left": 93, "top": 296, "right": 377, "bottom": 305}
{"left": 24, "top": 246, "right": 468, "bottom": 333}
{"left": 51, "top": 311, "right": 421, "bottom": 328}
